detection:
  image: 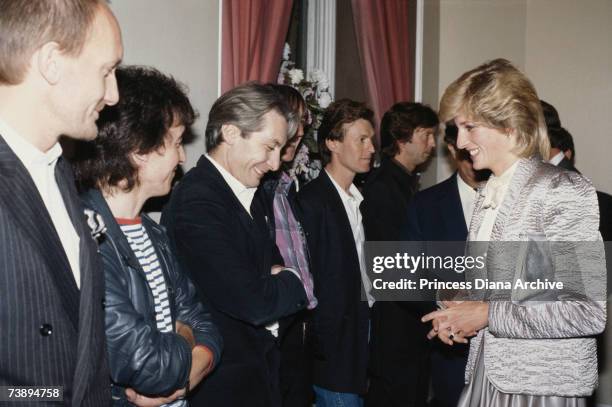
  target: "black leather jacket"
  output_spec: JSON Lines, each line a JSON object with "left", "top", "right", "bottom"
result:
{"left": 81, "top": 189, "right": 223, "bottom": 405}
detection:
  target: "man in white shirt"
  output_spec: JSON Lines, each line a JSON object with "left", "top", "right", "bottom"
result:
{"left": 161, "top": 82, "right": 308, "bottom": 407}
{"left": 0, "top": 1, "right": 123, "bottom": 405}
{"left": 298, "top": 99, "right": 376, "bottom": 407}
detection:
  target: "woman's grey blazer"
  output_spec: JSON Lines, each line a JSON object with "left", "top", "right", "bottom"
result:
{"left": 464, "top": 156, "right": 607, "bottom": 396}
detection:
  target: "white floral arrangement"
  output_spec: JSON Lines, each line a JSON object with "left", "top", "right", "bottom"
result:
{"left": 278, "top": 43, "right": 332, "bottom": 182}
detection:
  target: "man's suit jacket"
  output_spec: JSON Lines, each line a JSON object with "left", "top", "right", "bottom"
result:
{"left": 404, "top": 173, "right": 469, "bottom": 407}
{"left": 404, "top": 173, "right": 467, "bottom": 241}
{"left": 0, "top": 136, "right": 110, "bottom": 406}
{"left": 361, "top": 157, "right": 418, "bottom": 241}
{"left": 556, "top": 157, "right": 612, "bottom": 241}
{"left": 361, "top": 158, "right": 430, "bottom": 407}
{"left": 298, "top": 170, "right": 370, "bottom": 394}
{"left": 464, "top": 157, "right": 606, "bottom": 396}
{"left": 161, "top": 155, "right": 307, "bottom": 407}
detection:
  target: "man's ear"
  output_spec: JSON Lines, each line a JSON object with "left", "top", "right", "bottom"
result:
{"left": 131, "top": 151, "right": 149, "bottom": 166}
{"left": 447, "top": 143, "right": 457, "bottom": 159}
{"left": 325, "top": 138, "right": 339, "bottom": 153}
{"left": 396, "top": 139, "right": 409, "bottom": 153}
{"left": 221, "top": 124, "right": 241, "bottom": 145}
{"left": 36, "top": 42, "right": 63, "bottom": 85}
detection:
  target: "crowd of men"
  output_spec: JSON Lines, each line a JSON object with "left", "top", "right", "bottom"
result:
{"left": 1, "top": 2, "right": 609, "bottom": 407}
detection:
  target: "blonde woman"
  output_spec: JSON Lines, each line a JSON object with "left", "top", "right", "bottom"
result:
{"left": 422, "top": 59, "right": 606, "bottom": 406}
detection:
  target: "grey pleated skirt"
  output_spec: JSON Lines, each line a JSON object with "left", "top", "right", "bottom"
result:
{"left": 457, "top": 341, "right": 586, "bottom": 407}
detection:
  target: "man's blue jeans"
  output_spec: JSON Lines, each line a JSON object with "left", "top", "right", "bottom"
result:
{"left": 313, "top": 385, "right": 363, "bottom": 407}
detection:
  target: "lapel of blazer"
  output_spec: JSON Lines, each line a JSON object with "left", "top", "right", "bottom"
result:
{"left": 56, "top": 159, "right": 105, "bottom": 406}
{"left": 489, "top": 157, "right": 539, "bottom": 241}
{"left": 56, "top": 158, "right": 92, "bottom": 280}
{"left": 199, "top": 156, "right": 261, "bottom": 244}
{"left": 468, "top": 186, "right": 487, "bottom": 242}
{"left": 0, "top": 135, "right": 80, "bottom": 327}
{"left": 468, "top": 157, "right": 539, "bottom": 242}
{"left": 441, "top": 173, "right": 469, "bottom": 238}
{"left": 82, "top": 187, "right": 142, "bottom": 271}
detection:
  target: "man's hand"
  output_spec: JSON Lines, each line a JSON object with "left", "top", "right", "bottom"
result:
{"left": 176, "top": 320, "right": 195, "bottom": 348}
{"left": 271, "top": 265, "right": 284, "bottom": 275}
{"left": 125, "top": 388, "right": 185, "bottom": 407}
{"left": 176, "top": 321, "right": 214, "bottom": 390}
{"left": 188, "top": 346, "right": 214, "bottom": 390}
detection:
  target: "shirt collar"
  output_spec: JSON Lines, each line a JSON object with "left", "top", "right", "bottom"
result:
{"left": 279, "top": 171, "right": 292, "bottom": 185}
{"left": 457, "top": 172, "right": 477, "bottom": 195}
{"left": 388, "top": 157, "right": 414, "bottom": 176}
{"left": 0, "top": 115, "right": 62, "bottom": 168}
{"left": 275, "top": 171, "right": 294, "bottom": 194}
{"left": 549, "top": 151, "right": 565, "bottom": 166}
{"left": 326, "top": 170, "right": 363, "bottom": 205}
{"left": 206, "top": 154, "right": 257, "bottom": 212}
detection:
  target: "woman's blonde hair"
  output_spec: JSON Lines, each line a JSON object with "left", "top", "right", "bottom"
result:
{"left": 439, "top": 58, "right": 549, "bottom": 159}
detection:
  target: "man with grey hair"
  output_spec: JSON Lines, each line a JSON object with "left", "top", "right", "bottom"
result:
{"left": 162, "top": 82, "right": 308, "bottom": 407}
{"left": 0, "top": 0, "right": 123, "bottom": 405}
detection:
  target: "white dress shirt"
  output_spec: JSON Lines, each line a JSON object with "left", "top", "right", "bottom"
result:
{"left": 326, "top": 171, "right": 375, "bottom": 307}
{"left": 549, "top": 151, "right": 565, "bottom": 166}
{"left": 0, "top": 117, "right": 81, "bottom": 288}
{"left": 205, "top": 154, "right": 257, "bottom": 216}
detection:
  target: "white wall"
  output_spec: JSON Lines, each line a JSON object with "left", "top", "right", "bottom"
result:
{"left": 434, "top": 0, "right": 527, "bottom": 184}
{"left": 109, "top": 0, "right": 220, "bottom": 171}
{"left": 525, "top": 0, "right": 612, "bottom": 194}
{"left": 430, "top": 0, "right": 612, "bottom": 195}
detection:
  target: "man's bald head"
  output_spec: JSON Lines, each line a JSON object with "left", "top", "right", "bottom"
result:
{"left": 0, "top": 0, "right": 111, "bottom": 85}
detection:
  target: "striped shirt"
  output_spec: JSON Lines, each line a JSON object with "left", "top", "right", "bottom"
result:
{"left": 118, "top": 219, "right": 173, "bottom": 333}
{"left": 118, "top": 218, "right": 189, "bottom": 406}
{"left": 118, "top": 218, "right": 186, "bottom": 406}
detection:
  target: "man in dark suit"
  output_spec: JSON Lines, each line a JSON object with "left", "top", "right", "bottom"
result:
{"left": 542, "top": 104, "right": 612, "bottom": 241}
{"left": 361, "top": 102, "right": 438, "bottom": 407}
{"left": 0, "top": 1, "right": 123, "bottom": 405}
{"left": 298, "top": 99, "right": 376, "bottom": 406}
{"left": 162, "top": 83, "right": 308, "bottom": 407}
{"left": 547, "top": 125, "right": 576, "bottom": 171}
{"left": 405, "top": 123, "right": 489, "bottom": 407}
